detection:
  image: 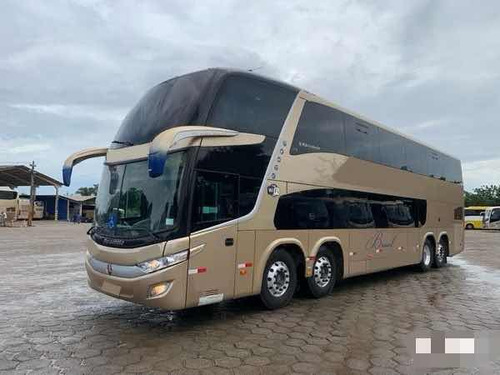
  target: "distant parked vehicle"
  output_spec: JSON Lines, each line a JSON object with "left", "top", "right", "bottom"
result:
{"left": 483, "top": 207, "right": 500, "bottom": 230}
{"left": 464, "top": 206, "right": 487, "bottom": 229}
{"left": 0, "top": 187, "right": 18, "bottom": 221}
{"left": 17, "top": 199, "right": 44, "bottom": 220}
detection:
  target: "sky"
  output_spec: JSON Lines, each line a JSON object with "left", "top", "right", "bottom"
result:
{"left": 1, "top": 0, "right": 499, "bottom": 194}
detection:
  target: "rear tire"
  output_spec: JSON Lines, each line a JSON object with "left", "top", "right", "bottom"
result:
{"left": 465, "top": 223, "right": 474, "bottom": 230}
{"left": 434, "top": 238, "right": 447, "bottom": 268}
{"left": 306, "top": 248, "right": 337, "bottom": 298}
{"left": 260, "top": 249, "right": 297, "bottom": 310}
{"left": 418, "top": 239, "right": 434, "bottom": 272}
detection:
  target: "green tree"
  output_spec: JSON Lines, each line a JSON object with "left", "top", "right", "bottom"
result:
{"left": 75, "top": 184, "right": 98, "bottom": 196}
{"left": 464, "top": 185, "right": 500, "bottom": 206}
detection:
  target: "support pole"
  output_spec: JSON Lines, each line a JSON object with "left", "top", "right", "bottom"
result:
{"left": 28, "top": 161, "right": 36, "bottom": 227}
{"left": 54, "top": 186, "right": 59, "bottom": 221}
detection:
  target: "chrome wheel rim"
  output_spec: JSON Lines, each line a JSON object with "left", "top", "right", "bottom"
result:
{"left": 314, "top": 256, "right": 332, "bottom": 288}
{"left": 267, "top": 261, "right": 290, "bottom": 297}
{"left": 423, "top": 244, "right": 432, "bottom": 266}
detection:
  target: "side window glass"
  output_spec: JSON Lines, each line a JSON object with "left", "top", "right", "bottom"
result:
{"left": 491, "top": 209, "right": 500, "bottom": 223}
{"left": 345, "top": 116, "right": 381, "bottom": 163}
{"left": 291, "top": 101, "right": 345, "bottom": 155}
{"left": 428, "top": 151, "right": 444, "bottom": 179}
{"left": 208, "top": 75, "right": 297, "bottom": 138}
{"left": 347, "top": 201, "right": 374, "bottom": 228}
{"left": 379, "top": 129, "right": 405, "bottom": 169}
{"left": 404, "top": 141, "right": 428, "bottom": 175}
{"left": 192, "top": 171, "right": 238, "bottom": 230}
{"left": 239, "top": 177, "right": 261, "bottom": 217}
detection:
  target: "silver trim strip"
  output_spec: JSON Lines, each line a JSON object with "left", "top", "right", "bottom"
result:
{"left": 88, "top": 256, "right": 146, "bottom": 279}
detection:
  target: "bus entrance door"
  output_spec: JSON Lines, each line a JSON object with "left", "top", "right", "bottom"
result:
{"left": 186, "top": 225, "right": 237, "bottom": 308}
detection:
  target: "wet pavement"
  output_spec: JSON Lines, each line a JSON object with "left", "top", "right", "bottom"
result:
{"left": 0, "top": 222, "right": 499, "bottom": 374}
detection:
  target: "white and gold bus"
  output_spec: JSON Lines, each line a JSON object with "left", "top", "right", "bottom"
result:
{"left": 64, "top": 69, "right": 464, "bottom": 310}
{"left": 0, "top": 187, "right": 18, "bottom": 221}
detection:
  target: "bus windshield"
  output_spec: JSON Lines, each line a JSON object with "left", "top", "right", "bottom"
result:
{"left": 0, "top": 191, "right": 18, "bottom": 200}
{"left": 94, "top": 151, "right": 188, "bottom": 239}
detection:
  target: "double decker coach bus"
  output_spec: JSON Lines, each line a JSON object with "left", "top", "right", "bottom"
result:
{"left": 64, "top": 68, "right": 464, "bottom": 310}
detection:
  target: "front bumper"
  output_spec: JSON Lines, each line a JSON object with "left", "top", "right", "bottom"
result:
{"left": 85, "top": 252, "right": 188, "bottom": 310}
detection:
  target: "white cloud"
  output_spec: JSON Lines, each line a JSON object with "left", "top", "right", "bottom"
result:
{"left": 463, "top": 158, "right": 500, "bottom": 191}
{"left": 8, "top": 103, "right": 126, "bottom": 122}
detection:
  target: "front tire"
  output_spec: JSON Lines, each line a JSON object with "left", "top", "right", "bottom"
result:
{"left": 418, "top": 239, "right": 434, "bottom": 272}
{"left": 465, "top": 223, "right": 474, "bottom": 230}
{"left": 260, "top": 249, "right": 297, "bottom": 310}
{"left": 306, "top": 248, "right": 337, "bottom": 298}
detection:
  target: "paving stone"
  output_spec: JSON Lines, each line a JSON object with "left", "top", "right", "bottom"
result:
{"left": 1, "top": 223, "right": 500, "bottom": 374}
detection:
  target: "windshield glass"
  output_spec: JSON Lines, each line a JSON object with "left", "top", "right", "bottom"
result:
{"left": 94, "top": 151, "right": 188, "bottom": 238}
{"left": 0, "top": 191, "right": 17, "bottom": 200}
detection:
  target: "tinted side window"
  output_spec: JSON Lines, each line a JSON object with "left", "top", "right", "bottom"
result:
{"left": 208, "top": 75, "right": 297, "bottom": 138}
{"left": 443, "top": 156, "right": 463, "bottom": 183}
{"left": 196, "top": 139, "right": 275, "bottom": 178}
{"left": 291, "top": 102, "right": 345, "bottom": 155}
{"left": 192, "top": 171, "right": 238, "bottom": 231}
{"left": 345, "top": 116, "right": 381, "bottom": 163}
{"left": 347, "top": 201, "right": 375, "bottom": 228}
{"left": 379, "top": 129, "right": 406, "bottom": 169}
{"left": 239, "top": 177, "right": 261, "bottom": 217}
{"left": 428, "top": 151, "right": 444, "bottom": 179}
{"left": 404, "top": 140, "right": 427, "bottom": 175}
{"left": 490, "top": 209, "right": 500, "bottom": 223}
{"left": 274, "top": 188, "right": 423, "bottom": 230}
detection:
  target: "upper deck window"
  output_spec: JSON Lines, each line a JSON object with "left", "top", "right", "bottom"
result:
{"left": 291, "top": 101, "right": 345, "bottom": 155}
{"left": 207, "top": 75, "right": 297, "bottom": 138}
{"left": 344, "top": 116, "right": 381, "bottom": 163}
{"left": 290, "top": 101, "right": 462, "bottom": 184}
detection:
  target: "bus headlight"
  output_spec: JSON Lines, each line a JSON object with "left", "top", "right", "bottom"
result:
{"left": 137, "top": 250, "right": 188, "bottom": 274}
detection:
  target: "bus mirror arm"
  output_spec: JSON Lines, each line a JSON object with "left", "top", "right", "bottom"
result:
{"left": 148, "top": 127, "right": 239, "bottom": 178}
{"left": 62, "top": 147, "right": 108, "bottom": 186}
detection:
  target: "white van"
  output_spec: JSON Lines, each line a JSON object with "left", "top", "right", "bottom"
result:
{"left": 483, "top": 207, "right": 500, "bottom": 230}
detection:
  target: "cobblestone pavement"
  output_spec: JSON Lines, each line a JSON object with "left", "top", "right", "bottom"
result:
{"left": 1, "top": 223, "right": 499, "bottom": 375}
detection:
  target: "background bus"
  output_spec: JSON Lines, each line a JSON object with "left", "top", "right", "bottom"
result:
{"left": 464, "top": 206, "right": 487, "bottom": 229}
{"left": 483, "top": 207, "right": 500, "bottom": 230}
{"left": 17, "top": 198, "right": 44, "bottom": 220}
{"left": 0, "top": 187, "right": 18, "bottom": 221}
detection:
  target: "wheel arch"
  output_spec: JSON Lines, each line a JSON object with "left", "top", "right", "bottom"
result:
{"left": 309, "top": 237, "right": 345, "bottom": 281}
{"left": 253, "top": 238, "right": 307, "bottom": 294}
{"left": 422, "top": 232, "right": 436, "bottom": 251}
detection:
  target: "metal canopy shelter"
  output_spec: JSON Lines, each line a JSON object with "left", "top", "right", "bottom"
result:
{"left": 0, "top": 165, "right": 63, "bottom": 223}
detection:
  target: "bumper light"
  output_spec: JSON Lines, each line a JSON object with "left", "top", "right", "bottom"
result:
{"left": 137, "top": 250, "right": 188, "bottom": 274}
{"left": 149, "top": 282, "right": 170, "bottom": 298}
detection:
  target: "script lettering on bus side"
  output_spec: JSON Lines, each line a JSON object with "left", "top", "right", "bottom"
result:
{"left": 366, "top": 232, "right": 398, "bottom": 250}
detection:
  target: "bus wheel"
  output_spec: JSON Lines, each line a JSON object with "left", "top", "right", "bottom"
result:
{"left": 434, "top": 238, "right": 447, "bottom": 268}
{"left": 465, "top": 223, "right": 474, "bottom": 230}
{"left": 418, "top": 239, "right": 434, "bottom": 272}
{"left": 260, "top": 249, "right": 297, "bottom": 310}
{"left": 306, "top": 248, "right": 336, "bottom": 298}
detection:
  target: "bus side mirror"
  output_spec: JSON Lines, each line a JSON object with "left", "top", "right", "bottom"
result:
{"left": 148, "top": 127, "right": 238, "bottom": 178}
{"left": 62, "top": 147, "right": 108, "bottom": 186}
